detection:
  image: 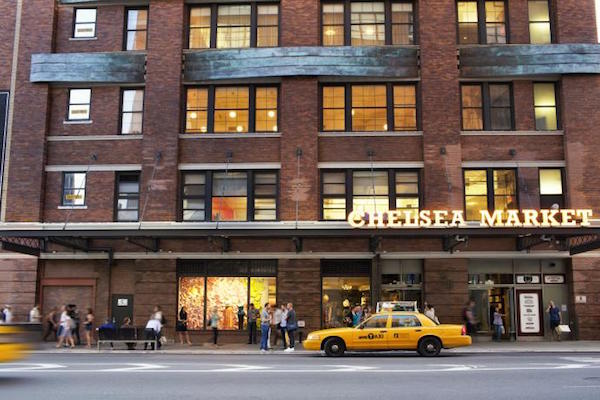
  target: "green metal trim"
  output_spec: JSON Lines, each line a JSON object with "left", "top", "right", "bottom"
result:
{"left": 30, "top": 52, "right": 146, "bottom": 84}
{"left": 460, "top": 44, "right": 600, "bottom": 78}
{"left": 184, "top": 46, "right": 419, "bottom": 81}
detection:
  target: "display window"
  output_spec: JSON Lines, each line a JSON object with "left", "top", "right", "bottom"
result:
{"left": 380, "top": 259, "right": 422, "bottom": 304}
{"left": 178, "top": 261, "right": 277, "bottom": 331}
{"left": 322, "top": 277, "right": 371, "bottom": 328}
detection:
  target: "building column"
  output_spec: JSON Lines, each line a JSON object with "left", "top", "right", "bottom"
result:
{"left": 278, "top": 259, "right": 321, "bottom": 331}
{"left": 423, "top": 258, "right": 469, "bottom": 324}
{"left": 569, "top": 259, "right": 600, "bottom": 340}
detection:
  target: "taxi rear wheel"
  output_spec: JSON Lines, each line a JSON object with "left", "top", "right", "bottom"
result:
{"left": 417, "top": 337, "right": 442, "bottom": 357}
{"left": 323, "top": 338, "right": 346, "bottom": 357}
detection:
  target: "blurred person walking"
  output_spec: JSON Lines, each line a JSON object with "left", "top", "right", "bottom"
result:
{"left": 84, "top": 308, "right": 94, "bottom": 348}
{"left": 43, "top": 307, "right": 59, "bottom": 341}
{"left": 56, "top": 306, "right": 75, "bottom": 349}
{"left": 492, "top": 305, "right": 504, "bottom": 341}
{"left": 260, "top": 303, "right": 271, "bottom": 353}
{"left": 29, "top": 304, "right": 41, "bottom": 323}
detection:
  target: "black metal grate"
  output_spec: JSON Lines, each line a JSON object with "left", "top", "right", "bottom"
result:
{"left": 177, "top": 259, "right": 277, "bottom": 277}
{"left": 321, "top": 260, "right": 371, "bottom": 276}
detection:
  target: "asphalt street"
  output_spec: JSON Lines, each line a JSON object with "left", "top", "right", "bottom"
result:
{"left": 1, "top": 352, "right": 599, "bottom": 400}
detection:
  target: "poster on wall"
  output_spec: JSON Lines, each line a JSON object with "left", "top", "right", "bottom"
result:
{"left": 518, "top": 291, "right": 541, "bottom": 334}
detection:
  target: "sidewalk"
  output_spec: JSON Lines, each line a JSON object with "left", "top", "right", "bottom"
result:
{"left": 29, "top": 340, "right": 600, "bottom": 355}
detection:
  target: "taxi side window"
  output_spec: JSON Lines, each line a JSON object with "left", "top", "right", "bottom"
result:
{"left": 391, "top": 315, "right": 421, "bottom": 328}
{"left": 362, "top": 316, "right": 388, "bottom": 328}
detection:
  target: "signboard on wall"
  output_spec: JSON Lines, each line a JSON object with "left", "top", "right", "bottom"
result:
{"left": 518, "top": 291, "right": 542, "bottom": 335}
{"left": 544, "top": 274, "right": 565, "bottom": 284}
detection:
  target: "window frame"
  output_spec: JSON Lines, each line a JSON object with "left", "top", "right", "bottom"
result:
{"left": 61, "top": 172, "right": 87, "bottom": 207}
{"left": 463, "top": 168, "right": 519, "bottom": 221}
{"left": 320, "top": 82, "right": 420, "bottom": 132}
{"left": 533, "top": 81, "right": 560, "bottom": 131}
{"left": 184, "top": 84, "right": 279, "bottom": 134}
{"left": 539, "top": 168, "right": 565, "bottom": 209}
{"left": 456, "top": 0, "right": 509, "bottom": 45}
{"left": 123, "top": 7, "right": 149, "bottom": 51}
{"left": 119, "top": 88, "right": 145, "bottom": 135}
{"left": 460, "top": 82, "right": 514, "bottom": 131}
{"left": 66, "top": 88, "right": 92, "bottom": 121}
{"left": 320, "top": 0, "right": 417, "bottom": 46}
{"left": 179, "top": 170, "right": 279, "bottom": 222}
{"left": 114, "top": 172, "right": 141, "bottom": 222}
{"left": 528, "top": 0, "right": 554, "bottom": 44}
{"left": 187, "top": 3, "right": 280, "bottom": 49}
{"left": 320, "top": 169, "right": 421, "bottom": 221}
{"left": 72, "top": 8, "right": 97, "bottom": 39}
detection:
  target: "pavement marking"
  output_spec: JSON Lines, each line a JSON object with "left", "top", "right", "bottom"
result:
{"left": 98, "top": 363, "right": 168, "bottom": 372}
{"left": 0, "top": 363, "right": 66, "bottom": 372}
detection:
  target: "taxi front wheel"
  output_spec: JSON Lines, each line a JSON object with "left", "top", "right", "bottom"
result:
{"left": 417, "top": 337, "right": 442, "bottom": 357}
{"left": 323, "top": 338, "right": 346, "bottom": 357}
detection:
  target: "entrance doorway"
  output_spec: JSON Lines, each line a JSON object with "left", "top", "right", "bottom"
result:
{"left": 470, "top": 288, "right": 513, "bottom": 339}
{"left": 111, "top": 294, "right": 134, "bottom": 326}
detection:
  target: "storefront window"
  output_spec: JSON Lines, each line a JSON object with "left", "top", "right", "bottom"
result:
{"left": 206, "top": 277, "right": 248, "bottom": 330}
{"left": 322, "top": 277, "right": 371, "bottom": 328}
{"left": 250, "top": 277, "right": 277, "bottom": 312}
{"left": 380, "top": 260, "right": 422, "bottom": 303}
{"left": 178, "top": 277, "right": 206, "bottom": 330}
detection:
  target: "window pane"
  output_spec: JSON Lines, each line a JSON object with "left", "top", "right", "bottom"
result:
{"left": 217, "top": 5, "right": 251, "bottom": 48}
{"left": 214, "top": 87, "right": 249, "bottom": 133}
{"left": 323, "top": 172, "right": 346, "bottom": 195}
{"left": 121, "top": 112, "right": 143, "bottom": 134}
{"left": 350, "top": 2, "right": 385, "bottom": 46}
{"left": 122, "top": 90, "right": 144, "bottom": 112}
{"left": 70, "top": 89, "right": 91, "bottom": 104}
{"left": 528, "top": 1, "right": 550, "bottom": 21}
{"left": 465, "top": 196, "right": 487, "bottom": 220}
{"left": 323, "top": 3, "right": 345, "bottom": 46}
{"left": 489, "top": 85, "right": 512, "bottom": 131}
{"left": 255, "top": 87, "right": 278, "bottom": 132}
{"left": 206, "top": 277, "right": 247, "bottom": 330}
{"left": 186, "top": 88, "right": 208, "bottom": 133}
{"left": 352, "top": 85, "right": 387, "bottom": 131}
{"left": 533, "top": 83, "right": 556, "bottom": 106}
{"left": 396, "top": 197, "right": 419, "bottom": 213}
{"left": 535, "top": 107, "right": 557, "bottom": 130}
{"left": 323, "top": 86, "right": 346, "bottom": 131}
{"left": 461, "top": 85, "right": 483, "bottom": 130}
{"left": 391, "top": 3, "right": 414, "bottom": 45}
{"left": 63, "top": 172, "right": 86, "bottom": 206}
{"left": 539, "top": 169, "right": 563, "bottom": 195}
{"left": 74, "top": 9, "right": 97, "bottom": 38}
{"left": 353, "top": 196, "right": 388, "bottom": 212}
{"left": 393, "top": 85, "right": 417, "bottom": 131}
{"left": 76, "top": 9, "right": 97, "bottom": 23}
{"left": 213, "top": 172, "right": 247, "bottom": 196}
{"left": 68, "top": 104, "right": 90, "bottom": 120}
{"left": 485, "top": 1, "right": 506, "bottom": 44}
{"left": 323, "top": 198, "right": 347, "bottom": 220}
{"left": 212, "top": 197, "right": 247, "bottom": 221}
{"left": 353, "top": 171, "right": 388, "bottom": 195}
{"left": 493, "top": 169, "right": 517, "bottom": 211}
{"left": 465, "top": 170, "right": 487, "bottom": 195}
{"left": 127, "top": 9, "right": 147, "bottom": 30}
{"left": 530, "top": 22, "right": 551, "bottom": 44}
{"left": 457, "top": 1, "right": 478, "bottom": 44}
{"left": 178, "top": 277, "right": 205, "bottom": 330}
{"left": 257, "top": 5, "right": 279, "bottom": 47}
{"left": 534, "top": 83, "right": 557, "bottom": 130}
{"left": 127, "top": 31, "right": 147, "bottom": 51}
{"left": 395, "top": 171, "right": 418, "bottom": 194}
{"left": 190, "top": 7, "right": 211, "bottom": 49}
{"left": 254, "top": 199, "right": 276, "bottom": 220}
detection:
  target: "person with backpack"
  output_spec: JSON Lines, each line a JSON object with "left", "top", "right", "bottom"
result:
{"left": 284, "top": 303, "right": 297, "bottom": 352}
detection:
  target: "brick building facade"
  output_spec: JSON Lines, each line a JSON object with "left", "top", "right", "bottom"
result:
{"left": 1, "top": 0, "right": 600, "bottom": 342}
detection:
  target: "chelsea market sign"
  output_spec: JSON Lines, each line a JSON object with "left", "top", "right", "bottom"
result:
{"left": 347, "top": 209, "right": 593, "bottom": 229}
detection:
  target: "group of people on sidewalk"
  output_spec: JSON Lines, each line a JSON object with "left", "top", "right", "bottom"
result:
{"left": 42, "top": 304, "right": 95, "bottom": 349}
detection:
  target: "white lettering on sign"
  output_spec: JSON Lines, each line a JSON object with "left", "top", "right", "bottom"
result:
{"left": 347, "top": 209, "right": 593, "bottom": 229}
{"left": 519, "top": 292, "right": 541, "bottom": 334}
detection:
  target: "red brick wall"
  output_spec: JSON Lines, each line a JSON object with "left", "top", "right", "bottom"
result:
{"left": 555, "top": 0, "right": 598, "bottom": 43}
{"left": 279, "top": 78, "right": 319, "bottom": 221}
{"left": 508, "top": 0, "right": 531, "bottom": 44}
{"left": 0, "top": 257, "right": 38, "bottom": 322}
{"left": 280, "top": 0, "right": 319, "bottom": 46}
{"left": 140, "top": 0, "right": 183, "bottom": 221}
{"left": 4, "top": 0, "right": 56, "bottom": 222}
{"left": 278, "top": 259, "right": 321, "bottom": 331}
{"left": 570, "top": 258, "right": 600, "bottom": 340}
{"left": 55, "top": 5, "right": 124, "bottom": 53}
{"left": 319, "top": 136, "right": 424, "bottom": 162}
{"left": 179, "top": 138, "right": 281, "bottom": 164}
{"left": 46, "top": 141, "right": 142, "bottom": 166}
{"left": 461, "top": 135, "right": 564, "bottom": 160}
{"left": 0, "top": 0, "right": 16, "bottom": 89}
{"left": 48, "top": 87, "right": 121, "bottom": 136}
{"left": 513, "top": 81, "right": 535, "bottom": 131}
{"left": 419, "top": 0, "right": 462, "bottom": 210}
{"left": 423, "top": 258, "right": 469, "bottom": 324}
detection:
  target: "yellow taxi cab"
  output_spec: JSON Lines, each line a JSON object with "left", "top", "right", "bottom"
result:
{"left": 303, "top": 312, "right": 471, "bottom": 357}
{"left": 0, "top": 325, "right": 29, "bottom": 363}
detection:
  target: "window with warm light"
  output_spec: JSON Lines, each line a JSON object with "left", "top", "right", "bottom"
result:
{"left": 533, "top": 82, "right": 558, "bottom": 130}
{"left": 457, "top": 1, "right": 507, "bottom": 44}
{"left": 322, "top": 1, "right": 415, "bottom": 46}
{"left": 321, "top": 169, "right": 420, "bottom": 220}
{"left": 124, "top": 8, "right": 148, "bottom": 50}
{"left": 181, "top": 171, "right": 278, "bottom": 221}
{"left": 185, "top": 86, "right": 279, "bottom": 134}
{"left": 189, "top": 4, "right": 279, "bottom": 49}
{"left": 461, "top": 83, "right": 513, "bottom": 131}
{"left": 539, "top": 169, "right": 564, "bottom": 209}
{"left": 464, "top": 169, "right": 517, "bottom": 221}
{"left": 322, "top": 83, "right": 418, "bottom": 132}
{"left": 528, "top": 1, "right": 552, "bottom": 44}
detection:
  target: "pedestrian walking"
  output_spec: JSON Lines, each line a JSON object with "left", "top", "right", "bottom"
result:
{"left": 29, "top": 304, "right": 41, "bottom": 323}
{"left": 492, "top": 305, "right": 504, "bottom": 341}
{"left": 546, "top": 300, "right": 562, "bottom": 341}
{"left": 237, "top": 305, "right": 245, "bottom": 330}
{"left": 43, "top": 307, "right": 58, "bottom": 341}
{"left": 260, "top": 303, "right": 271, "bottom": 353}
{"left": 247, "top": 303, "right": 258, "bottom": 344}
{"left": 284, "top": 303, "right": 297, "bottom": 352}
{"left": 279, "top": 304, "right": 288, "bottom": 349}
{"left": 84, "top": 308, "right": 94, "bottom": 348}
{"left": 2, "top": 305, "right": 13, "bottom": 324}
{"left": 463, "top": 300, "right": 477, "bottom": 336}
{"left": 425, "top": 304, "right": 439, "bottom": 324}
{"left": 176, "top": 306, "right": 192, "bottom": 345}
{"left": 209, "top": 306, "right": 220, "bottom": 345}
{"left": 56, "top": 306, "right": 75, "bottom": 349}
{"left": 68, "top": 304, "right": 81, "bottom": 345}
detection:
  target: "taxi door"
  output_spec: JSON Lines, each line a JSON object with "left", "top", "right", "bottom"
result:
{"left": 350, "top": 315, "right": 390, "bottom": 350}
{"left": 387, "top": 315, "right": 425, "bottom": 349}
